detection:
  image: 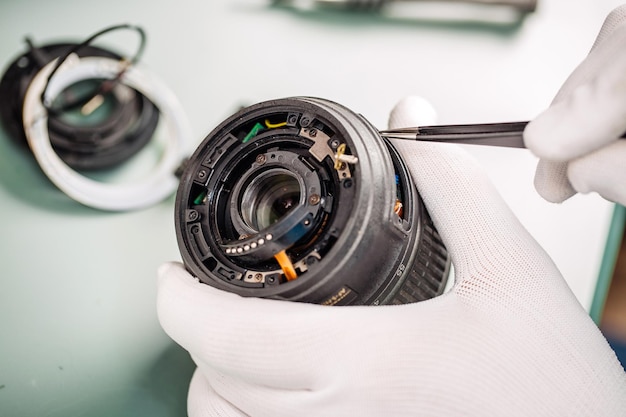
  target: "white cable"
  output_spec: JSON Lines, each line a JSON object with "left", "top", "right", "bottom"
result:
{"left": 22, "top": 56, "right": 193, "bottom": 211}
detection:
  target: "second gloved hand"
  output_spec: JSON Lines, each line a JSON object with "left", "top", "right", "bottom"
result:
{"left": 524, "top": 5, "right": 626, "bottom": 205}
{"left": 157, "top": 96, "right": 626, "bottom": 416}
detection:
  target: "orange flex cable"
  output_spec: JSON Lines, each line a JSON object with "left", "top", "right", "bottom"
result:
{"left": 274, "top": 250, "right": 297, "bottom": 281}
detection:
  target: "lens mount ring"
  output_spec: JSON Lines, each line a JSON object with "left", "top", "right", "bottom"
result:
{"left": 22, "top": 56, "right": 193, "bottom": 211}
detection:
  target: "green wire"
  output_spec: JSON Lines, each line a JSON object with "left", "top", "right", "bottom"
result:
{"left": 193, "top": 190, "right": 207, "bottom": 205}
{"left": 243, "top": 122, "right": 264, "bottom": 143}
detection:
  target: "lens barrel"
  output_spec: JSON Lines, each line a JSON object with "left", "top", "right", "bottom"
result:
{"left": 175, "top": 97, "right": 450, "bottom": 305}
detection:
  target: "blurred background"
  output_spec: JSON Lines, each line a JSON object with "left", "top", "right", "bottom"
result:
{"left": 0, "top": 0, "right": 624, "bottom": 415}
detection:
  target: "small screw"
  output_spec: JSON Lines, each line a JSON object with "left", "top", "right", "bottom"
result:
{"left": 309, "top": 128, "right": 317, "bottom": 137}
{"left": 256, "top": 154, "right": 267, "bottom": 165}
{"left": 188, "top": 210, "right": 199, "bottom": 221}
{"left": 253, "top": 273, "right": 263, "bottom": 282}
{"left": 330, "top": 139, "right": 340, "bottom": 149}
{"left": 197, "top": 169, "right": 207, "bottom": 180}
{"left": 309, "top": 194, "right": 321, "bottom": 205}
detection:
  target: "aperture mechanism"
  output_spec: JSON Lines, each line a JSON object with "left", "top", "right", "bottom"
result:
{"left": 176, "top": 97, "right": 450, "bottom": 305}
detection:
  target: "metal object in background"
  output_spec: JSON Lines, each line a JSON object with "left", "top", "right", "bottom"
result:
{"left": 277, "top": 0, "right": 537, "bottom": 13}
{"left": 271, "top": 0, "right": 537, "bottom": 26}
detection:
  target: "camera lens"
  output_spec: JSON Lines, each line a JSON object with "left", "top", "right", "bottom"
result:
{"left": 175, "top": 97, "right": 450, "bottom": 305}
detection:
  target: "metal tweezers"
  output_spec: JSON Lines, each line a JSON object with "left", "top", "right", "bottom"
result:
{"left": 380, "top": 121, "right": 529, "bottom": 148}
{"left": 380, "top": 121, "right": 626, "bottom": 148}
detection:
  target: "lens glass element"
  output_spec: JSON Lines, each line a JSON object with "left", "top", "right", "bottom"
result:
{"left": 241, "top": 169, "right": 301, "bottom": 232}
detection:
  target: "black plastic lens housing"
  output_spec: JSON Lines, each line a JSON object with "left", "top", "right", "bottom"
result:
{"left": 0, "top": 42, "right": 159, "bottom": 171}
{"left": 175, "top": 97, "right": 450, "bottom": 305}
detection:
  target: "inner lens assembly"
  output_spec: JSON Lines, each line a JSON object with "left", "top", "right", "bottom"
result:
{"left": 0, "top": 37, "right": 158, "bottom": 171}
{"left": 175, "top": 97, "right": 450, "bottom": 305}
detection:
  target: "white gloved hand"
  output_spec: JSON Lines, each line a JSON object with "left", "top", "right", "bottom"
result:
{"left": 524, "top": 5, "right": 626, "bottom": 205}
{"left": 157, "top": 96, "right": 626, "bottom": 417}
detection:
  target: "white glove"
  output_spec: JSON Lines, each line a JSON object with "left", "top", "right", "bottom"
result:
{"left": 524, "top": 5, "right": 626, "bottom": 205}
{"left": 157, "top": 96, "right": 626, "bottom": 417}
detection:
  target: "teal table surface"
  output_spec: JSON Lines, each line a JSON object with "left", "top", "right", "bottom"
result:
{"left": 1, "top": 0, "right": 623, "bottom": 415}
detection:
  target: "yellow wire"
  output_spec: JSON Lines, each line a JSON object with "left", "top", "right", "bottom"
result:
{"left": 265, "top": 119, "right": 288, "bottom": 129}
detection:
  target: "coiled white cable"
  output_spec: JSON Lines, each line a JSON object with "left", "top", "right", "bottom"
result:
{"left": 22, "top": 55, "right": 193, "bottom": 211}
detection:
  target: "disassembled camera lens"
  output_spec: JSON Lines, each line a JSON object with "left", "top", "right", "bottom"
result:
{"left": 0, "top": 28, "right": 157, "bottom": 171}
{"left": 175, "top": 97, "right": 450, "bottom": 305}
{"left": 21, "top": 55, "right": 192, "bottom": 211}
{"left": 0, "top": 25, "right": 193, "bottom": 211}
